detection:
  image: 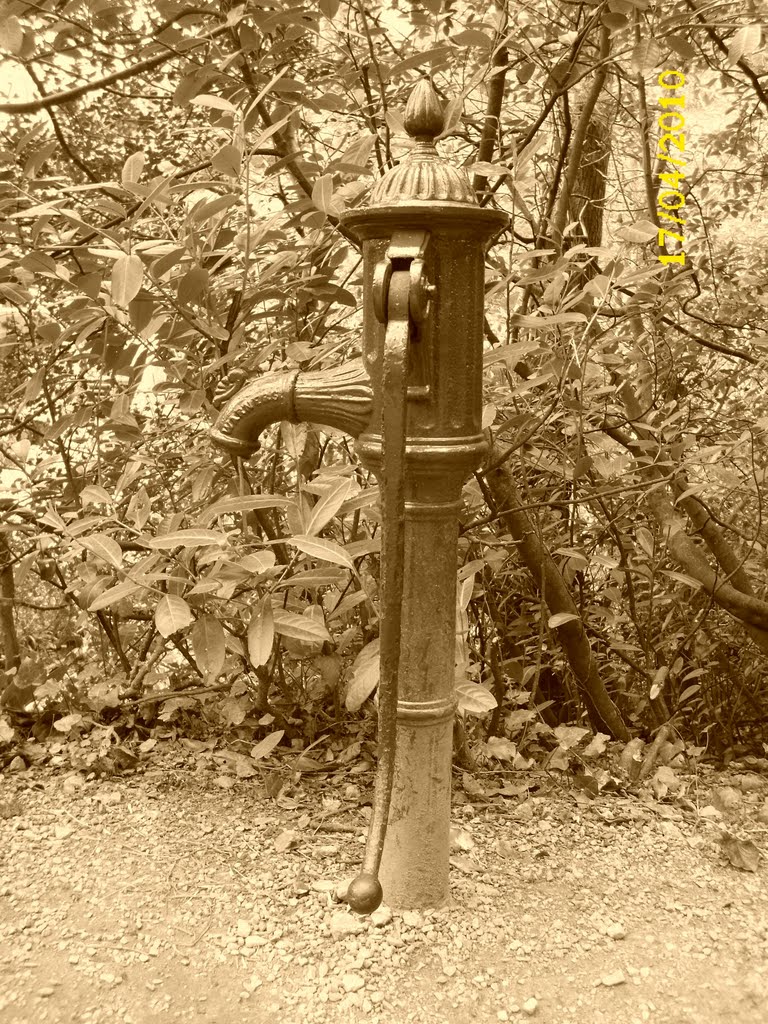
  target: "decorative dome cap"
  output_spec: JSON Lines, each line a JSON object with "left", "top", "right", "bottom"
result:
{"left": 368, "top": 78, "right": 476, "bottom": 207}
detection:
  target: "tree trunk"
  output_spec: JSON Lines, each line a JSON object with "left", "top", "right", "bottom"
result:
{"left": 0, "top": 532, "right": 22, "bottom": 704}
{"left": 484, "top": 452, "right": 630, "bottom": 740}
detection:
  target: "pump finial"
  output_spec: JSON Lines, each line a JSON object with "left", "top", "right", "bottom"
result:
{"left": 403, "top": 78, "right": 444, "bottom": 140}
{"left": 368, "top": 75, "right": 475, "bottom": 207}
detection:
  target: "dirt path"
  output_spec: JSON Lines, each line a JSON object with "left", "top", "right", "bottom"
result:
{"left": 1, "top": 750, "right": 767, "bottom": 1024}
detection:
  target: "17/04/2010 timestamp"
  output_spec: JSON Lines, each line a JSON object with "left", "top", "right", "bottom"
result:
{"left": 656, "top": 70, "right": 687, "bottom": 267}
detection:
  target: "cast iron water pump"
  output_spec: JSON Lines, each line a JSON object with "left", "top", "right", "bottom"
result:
{"left": 212, "top": 79, "right": 508, "bottom": 912}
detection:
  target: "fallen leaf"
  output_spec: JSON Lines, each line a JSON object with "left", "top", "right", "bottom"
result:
{"left": 449, "top": 826, "right": 475, "bottom": 852}
{"left": 264, "top": 774, "right": 284, "bottom": 800}
{"left": 711, "top": 786, "right": 741, "bottom": 815}
{"left": 484, "top": 736, "right": 517, "bottom": 761}
{"left": 250, "top": 729, "right": 284, "bottom": 761}
{"left": 497, "top": 838, "right": 516, "bottom": 858}
{"left": 461, "top": 772, "right": 487, "bottom": 800}
{"left": 547, "top": 747, "right": 570, "bottom": 771}
{"left": 274, "top": 829, "right": 300, "bottom": 853}
{"left": 719, "top": 831, "right": 761, "bottom": 872}
{"left": 572, "top": 774, "right": 599, "bottom": 799}
{"left": 583, "top": 733, "right": 609, "bottom": 758}
{"left": 449, "top": 855, "right": 477, "bottom": 874}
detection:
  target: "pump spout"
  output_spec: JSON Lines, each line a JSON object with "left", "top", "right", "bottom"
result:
{"left": 211, "top": 361, "right": 374, "bottom": 458}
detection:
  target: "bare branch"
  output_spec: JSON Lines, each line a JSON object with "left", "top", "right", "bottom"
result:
{"left": 0, "top": 23, "right": 230, "bottom": 114}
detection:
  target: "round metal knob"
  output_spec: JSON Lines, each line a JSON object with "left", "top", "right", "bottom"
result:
{"left": 346, "top": 874, "right": 383, "bottom": 915}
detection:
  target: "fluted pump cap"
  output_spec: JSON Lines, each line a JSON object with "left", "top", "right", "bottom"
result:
{"left": 369, "top": 78, "right": 476, "bottom": 206}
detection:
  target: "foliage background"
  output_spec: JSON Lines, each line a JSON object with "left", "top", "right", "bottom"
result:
{"left": 1, "top": 0, "right": 767, "bottom": 765}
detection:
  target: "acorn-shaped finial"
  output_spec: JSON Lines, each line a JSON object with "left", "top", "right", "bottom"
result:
{"left": 403, "top": 78, "right": 444, "bottom": 140}
{"left": 368, "top": 75, "right": 475, "bottom": 206}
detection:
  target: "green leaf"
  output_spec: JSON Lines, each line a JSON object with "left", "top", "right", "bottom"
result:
{"left": 111, "top": 255, "right": 143, "bottom": 306}
{"left": 617, "top": 219, "right": 657, "bottom": 243}
{"left": 88, "top": 579, "right": 143, "bottom": 612}
{"left": 238, "top": 551, "right": 277, "bottom": 574}
{"left": 630, "top": 38, "right": 663, "bottom": 76}
{"left": 440, "top": 94, "right": 464, "bottom": 138}
{"left": 250, "top": 729, "right": 284, "bottom": 761}
{"left": 385, "top": 46, "right": 450, "bottom": 80}
{"left": 288, "top": 535, "right": 354, "bottom": 569}
{"left": 155, "top": 594, "right": 193, "bottom": 637}
{"left": 148, "top": 529, "right": 228, "bottom": 550}
{"left": 304, "top": 478, "right": 354, "bottom": 536}
{"left": 190, "top": 194, "right": 238, "bottom": 225}
{"left": 82, "top": 533, "right": 123, "bottom": 569}
{"left": 177, "top": 265, "right": 209, "bottom": 305}
{"left": 345, "top": 638, "right": 379, "bottom": 712}
{"left": 311, "top": 173, "right": 343, "bottom": 216}
{"left": 508, "top": 312, "right": 586, "bottom": 328}
{"left": 635, "top": 526, "right": 655, "bottom": 558}
{"left": 201, "top": 495, "right": 293, "bottom": 523}
{"left": 337, "top": 133, "right": 376, "bottom": 171}
{"left": 191, "top": 94, "right": 237, "bottom": 112}
{"left": 728, "top": 24, "right": 762, "bottom": 65}
{"left": 272, "top": 609, "right": 330, "bottom": 644}
{"left": 211, "top": 143, "right": 242, "bottom": 178}
{"left": 0, "top": 16, "right": 23, "bottom": 55}
{"left": 122, "top": 151, "right": 146, "bottom": 186}
{"left": 667, "top": 35, "right": 697, "bottom": 60}
{"left": 150, "top": 246, "right": 186, "bottom": 281}
{"left": 547, "top": 612, "right": 580, "bottom": 628}
{"left": 80, "top": 485, "right": 112, "bottom": 506}
{"left": 247, "top": 599, "right": 274, "bottom": 668}
{"left": 451, "top": 29, "right": 492, "bottom": 47}
{"left": 190, "top": 615, "right": 226, "bottom": 679}
{"left": 455, "top": 683, "right": 497, "bottom": 715}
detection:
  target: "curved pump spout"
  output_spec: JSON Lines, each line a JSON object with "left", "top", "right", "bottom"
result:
{"left": 211, "top": 362, "right": 374, "bottom": 457}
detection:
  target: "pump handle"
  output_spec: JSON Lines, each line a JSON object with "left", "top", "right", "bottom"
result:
{"left": 346, "top": 266, "right": 411, "bottom": 914}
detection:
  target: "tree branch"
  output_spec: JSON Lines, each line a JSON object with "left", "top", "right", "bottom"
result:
{"left": 551, "top": 26, "right": 611, "bottom": 245}
{"left": 0, "top": 23, "right": 230, "bottom": 114}
{"left": 472, "top": 43, "right": 508, "bottom": 197}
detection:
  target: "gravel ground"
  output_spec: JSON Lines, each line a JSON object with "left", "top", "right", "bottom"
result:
{"left": 1, "top": 749, "right": 767, "bottom": 1024}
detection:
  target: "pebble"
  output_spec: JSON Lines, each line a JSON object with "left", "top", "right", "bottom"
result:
{"left": 3, "top": 750, "right": 765, "bottom": 1024}
{"left": 96, "top": 789, "right": 122, "bottom": 806}
{"left": 600, "top": 970, "right": 626, "bottom": 987}
{"left": 8, "top": 756, "right": 26, "bottom": 772}
{"left": 711, "top": 786, "right": 741, "bottom": 815}
{"left": 62, "top": 775, "right": 84, "bottom": 794}
{"left": 342, "top": 972, "right": 365, "bottom": 993}
{"left": 402, "top": 910, "right": 423, "bottom": 928}
{"left": 330, "top": 911, "right": 367, "bottom": 940}
{"left": 370, "top": 905, "right": 392, "bottom": 927}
